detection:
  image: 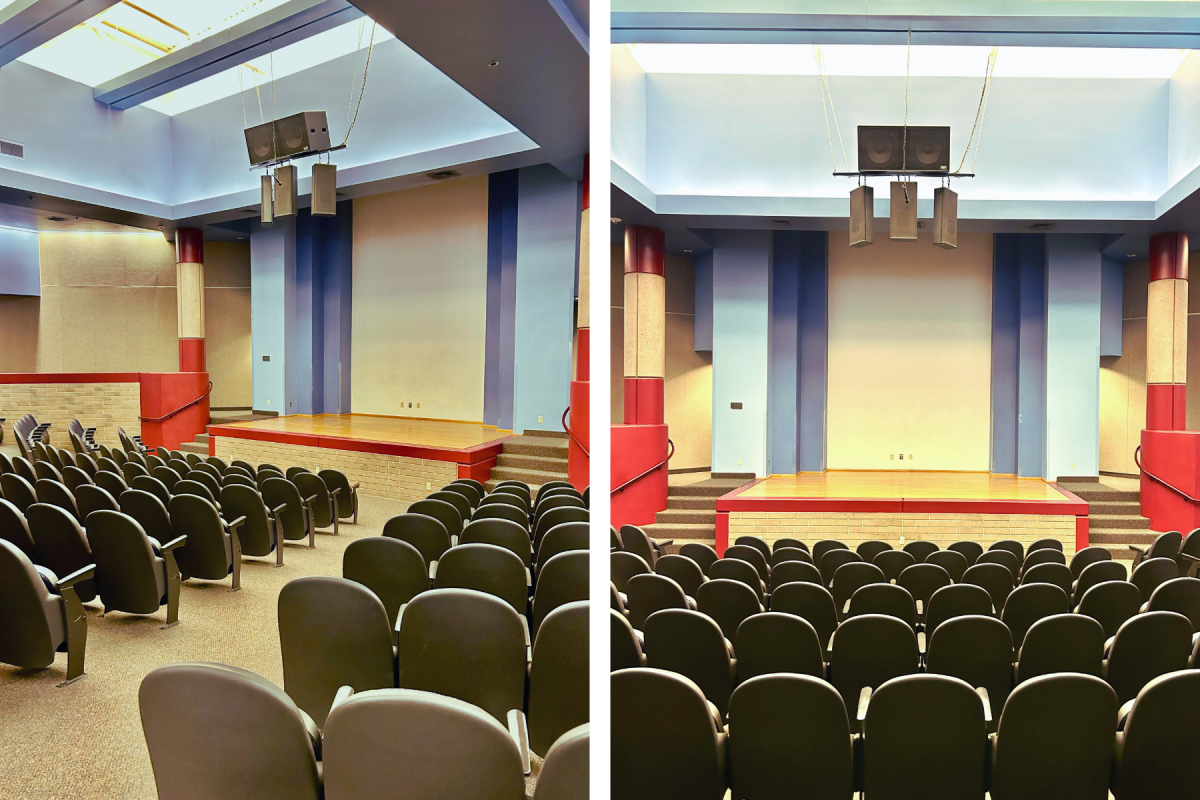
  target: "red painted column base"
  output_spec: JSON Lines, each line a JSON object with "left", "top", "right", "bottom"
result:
{"left": 179, "top": 338, "right": 206, "bottom": 373}
{"left": 611, "top": 424, "right": 669, "bottom": 527}
{"left": 575, "top": 328, "right": 589, "bottom": 383}
{"left": 1147, "top": 383, "right": 1187, "bottom": 431}
{"left": 568, "top": 379, "right": 590, "bottom": 491}
{"left": 623, "top": 377, "right": 665, "bottom": 425}
{"left": 1139, "top": 429, "right": 1200, "bottom": 533}
{"left": 459, "top": 458, "right": 497, "bottom": 483}
{"left": 139, "top": 372, "right": 210, "bottom": 450}
{"left": 1075, "top": 516, "right": 1089, "bottom": 553}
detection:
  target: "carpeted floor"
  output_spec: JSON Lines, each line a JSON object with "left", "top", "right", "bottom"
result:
{"left": 0, "top": 467, "right": 545, "bottom": 799}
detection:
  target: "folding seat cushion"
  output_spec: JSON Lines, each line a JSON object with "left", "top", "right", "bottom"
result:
{"left": 86, "top": 510, "right": 184, "bottom": 624}
{"left": 533, "top": 723, "right": 588, "bottom": 800}
{"left": 168, "top": 494, "right": 241, "bottom": 591}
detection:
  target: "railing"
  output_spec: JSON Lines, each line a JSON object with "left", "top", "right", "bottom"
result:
{"left": 612, "top": 438, "right": 674, "bottom": 495}
{"left": 562, "top": 407, "right": 589, "bottom": 458}
{"left": 1134, "top": 445, "right": 1200, "bottom": 504}
{"left": 140, "top": 381, "right": 213, "bottom": 423}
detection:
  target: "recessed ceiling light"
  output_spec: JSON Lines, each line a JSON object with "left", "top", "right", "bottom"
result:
{"left": 46, "top": 216, "right": 67, "bottom": 222}
{"left": 488, "top": 60, "right": 499, "bottom": 68}
{"left": 684, "top": 249, "right": 692, "bottom": 253}
{"left": 611, "top": 217, "right": 622, "bottom": 224}
{"left": 1127, "top": 253, "right": 1137, "bottom": 258}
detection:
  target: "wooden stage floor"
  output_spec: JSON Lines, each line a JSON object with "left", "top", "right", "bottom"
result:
{"left": 740, "top": 471, "right": 1069, "bottom": 502}
{"left": 213, "top": 414, "right": 512, "bottom": 450}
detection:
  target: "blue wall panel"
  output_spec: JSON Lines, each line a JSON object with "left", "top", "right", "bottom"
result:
{"left": 485, "top": 170, "right": 519, "bottom": 430}
{"left": 694, "top": 252, "right": 713, "bottom": 352}
{"left": 796, "top": 232, "right": 828, "bottom": 474}
{"left": 0, "top": 228, "right": 39, "bottom": 296}
{"left": 250, "top": 217, "right": 294, "bottom": 414}
{"left": 1100, "top": 256, "right": 1123, "bottom": 358}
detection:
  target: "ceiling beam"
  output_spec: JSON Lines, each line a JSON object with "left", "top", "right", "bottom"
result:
{"left": 0, "top": 0, "right": 120, "bottom": 68}
{"left": 93, "top": 0, "right": 362, "bottom": 110}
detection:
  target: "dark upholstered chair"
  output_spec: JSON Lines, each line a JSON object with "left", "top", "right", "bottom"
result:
{"left": 0, "top": 539, "right": 93, "bottom": 686}
{"left": 926, "top": 614, "right": 1014, "bottom": 731}
{"left": 534, "top": 507, "right": 588, "bottom": 549}
{"left": 168, "top": 494, "right": 243, "bottom": 592}
{"left": 176, "top": 478, "right": 217, "bottom": 507}
{"left": 1129, "top": 530, "right": 1182, "bottom": 568}
{"left": 1016, "top": 613, "right": 1104, "bottom": 683}
{"left": 532, "top": 550, "right": 588, "bottom": 638}
{"left": 35, "top": 459, "right": 65, "bottom": 483}
{"left": 533, "top": 723, "right": 588, "bottom": 800}
{"left": 1144, "top": 575, "right": 1200, "bottom": 630}
{"left": 734, "top": 612, "right": 824, "bottom": 682}
{"left": 461, "top": 519, "right": 533, "bottom": 567}
{"left": 76, "top": 485, "right": 118, "bottom": 519}
{"left": 989, "top": 673, "right": 1117, "bottom": 800}
{"left": 829, "top": 614, "right": 919, "bottom": 732}
{"left": 897, "top": 563, "right": 952, "bottom": 620}
{"left": 430, "top": 489, "right": 475, "bottom": 522}
{"left": 0, "top": 498, "right": 36, "bottom": 560}
{"left": 474, "top": 501, "right": 530, "bottom": 529}
{"left": 1021, "top": 561, "right": 1073, "bottom": 595}
{"left": 1077, "top": 580, "right": 1143, "bottom": 638}
{"left": 770, "top": 581, "right": 838, "bottom": 659}
{"left": 709, "top": 557, "right": 766, "bottom": 604}
{"left": 262, "top": 477, "right": 315, "bottom": 550}
{"left": 284, "top": 465, "right": 308, "bottom": 481}
{"left": 343, "top": 537, "right": 428, "bottom": 635}
{"left": 27, "top": 503, "right": 96, "bottom": 602}
{"left": 278, "top": 576, "right": 396, "bottom": 727}
{"left": 925, "top": 583, "right": 994, "bottom": 638}
{"left": 1131, "top": 557, "right": 1180, "bottom": 603}
{"left": 948, "top": 540, "right": 984, "bottom": 567}
{"left": 978, "top": 548, "right": 1021, "bottom": 576}
{"left": 434, "top": 543, "right": 529, "bottom": 616}
{"left": 874, "top": 549, "right": 917, "bottom": 582}
{"left": 818, "top": 548, "right": 862, "bottom": 586}
{"left": 1002, "top": 582, "right": 1070, "bottom": 648}
{"left": 990, "top": 539, "right": 1025, "bottom": 563}
{"left": 625, "top": 573, "right": 690, "bottom": 631}
{"left": 536, "top": 522, "right": 589, "bottom": 576}
{"left": 679, "top": 541, "right": 718, "bottom": 574}
{"left": 1069, "top": 545, "right": 1111, "bottom": 580}
{"left": 963, "top": 562, "right": 1015, "bottom": 612}
{"left": 1073, "top": 560, "right": 1128, "bottom": 606}
{"left": 481, "top": 491, "right": 529, "bottom": 514}
{"left": 812, "top": 540, "right": 848, "bottom": 566}
{"left": 220, "top": 484, "right": 284, "bottom": 567}
{"left": 294, "top": 472, "right": 340, "bottom": 536}
{"left": 644, "top": 607, "right": 739, "bottom": 719}
{"left": 725, "top": 544, "right": 770, "bottom": 582}
{"left": 131, "top": 475, "right": 171, "bottom": 508}
{"left": 85, "top": 510, "right": 184, "bottom": 626}
{"left": 119, "top": 488, "right": 174, "bottom": 549}
{"left": 770, "top": 559, "right": 823, "bottom": 591}
{"left": 528, "top": 600, "right": 588, "bottom": 757}
{"left": 830, "top": 562, "right": 886, "bottom": 620}
{"left": 409, "top": 498, "right": 463, "bottom": 543}
{"left": 1103, "top": 610, "right": 1193, "bottom": 705}
{"left": 61, "top": 465, "right": 92, "bottom": 493}
{"left": 1112, "top": 670, "right": 1200, "bottom": 799}
{"left": 140, "top": 663, "right": 322, "bottom": 800}
{"left": 902, "top": 539, "right": 939, "bottom": 563}
{"left": 771, "top": 546, "right": 813, "bottom": 566}
{"left": 611, "top": 607, "right": 645, "bottom": 670}
{"left": 382, "top": 513, "right": 450, "bottom": 576}
{"left": 847, "top": 583, "right": 918, "bottom": 629}
{"left": 696, "top": 578, "right": 763, "bottom": 642}
{"left": 1020, "top": 547, "right": 1066, "bottom": 577}
{"left": 926, "top": 549, "right": 969, "bottom": 582}
{"left": 322, "top": 688, "right": 526, "bottom": 800}
{"left": 34, "top": 479, "right": 79, "bottom": 521}
{"left": 655, "top": 553, "right": 707, "bottom": 598}
{"left": 856, "top": 539, "right": 893, "bottom": 563}
{"left": 1, "top": 473, "right": 37, "bottom": 513}
{"left": 442, "top": 481, "right": 482, "bottom": 508}
{"left": 610, "top": 550, "right": 650, "bottom": 594}
{"left": 728, "top": 674, "right": 853, "bottom": 800}
{"left": 611, "top": 668, "right": 727, "bottom": 800}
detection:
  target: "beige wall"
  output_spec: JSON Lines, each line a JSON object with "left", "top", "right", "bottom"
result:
{"left": 827, "top": 231, "right": 994, "bottom": 471}
{"left": 204, "top": 242, "right": 252, "bottom": 408}
{"left": 352, "top": 178, "right": 489, "bottom": 422}
{"left": 611, "top": 243, "right": 714, "bottom": 470}
{"left": 0, "top": 295, "right": 39, "bottom": 372}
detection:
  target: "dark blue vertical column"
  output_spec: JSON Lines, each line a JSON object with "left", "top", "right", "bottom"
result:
{"left": 1017, "top": 235, "right": 1048, "bottom": 478}
{"left": 294, "top": 203, "right": 354, "bottom": 416}
{"left": 991, "top": 235, "right": 1020, "bottom": 474}
{"left": 290, "top": 216, "right": 315, "bottom": 416}
{"left": 485, "top": 170, "right": 519, "bottom": 430}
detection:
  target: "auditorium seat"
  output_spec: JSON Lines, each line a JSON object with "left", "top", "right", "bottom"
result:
{"left": 963, "top": 562, "right": 1015, "bottom": 612}
{"left": 828, "top": 614, "right": 919, "bottom": 732}
{"left": 74, "top": 452, "right": 98, "bottom": 478}
{"left": 770, "top": 581, "right": 837, "bottom": 659}
{"left": 12, "top": 456, "right": 37, "bottom": 485}
{"left": 461, "top": 518, "right": 533, "bottom": 567}
{"left": 830, "top": 561, "right": 886, "bottom": 619}
{"left": 120, "top": 461, "right": 148, "bottom": 485}
{"left": 818, "top": 548, "right": 861, "bottom": 586}
{"left": 1076, "top": 580, "right": 1143, "bottom": 638}
{"left": 528, "top": 601, "right": 588, "bottom": 757}
{"left": 76, "top": 485, "right": 118, "bottom": 518}
{"left": 1028, "top": 537, "right": 1063, "bottom": 553}
{"left": 536, "top": 522, "right": 589, "bottom": 576}
{"left": 531, "top": 551, "right": 587, "bottom": 637}
{"left": 131, "top": 475, "right": 171, "bottom": 508}
{"left": 35, "top": 460, "right": 64, "bottom": 483}
{"left": 612, "top": 668, "right": 728, "bottom": 800}
{"left": 383, "top": 513, "right": 451, "bottom": 575}
{"left": 1102, "top": 610, "right": 1192, "bottom": 705}
{"left": 925, "top": 584, "right": 994, "bottom": 638}
{"left": 696, "top": 578, "right": 763, "bottom": 641}
{"left": 1020, "top": 561, "right": 1073, "bottom": 595}
{"left": 644, "top": 608, "right": 736, "bottom": 721}
{"left": 1001, "top": 583, "right": 1070, "bottom": 649}
{"left": 1020, "top": 548, "right": 1066, "bottom": 578}
{"left": 925, "top": 615, "right": 1014, "bottom": 731}
{"left": 279, "top": 576, "right": 396, "bottom": 727}
{"left": 534, "top": 494, "right": 585, "bottom": 523}
{"left": 0, "top": 452, "right": 12, "bottom": 475}
{"left": 902, "top": 539, "right": 939, "bottom": 563}
{"left": 978, "top": 548, "right": 1021, "bottom": 577}
{"left": 990, "top": 539, "right": 1025, "bottom": 563}
{"left": 318, "top": 469, "right": 360, "bottom": 524}
{"left": 856, "top": 539, "right": 892, "bottom": 563}
{"left": 1015, "top": 614, "right": 1104, "bottom": 683}
{"left": 812, "top": 539, "right": 847, "bottom": 566}
{"left": 611, "top": 608, "right": 645, "bottom": 670}
{"left": 1129, "top": 530, "right": 1182, "bottom": 569}
{"left": 481, "top": 491, "right": 529, "bottom": 514}
{"left": 926, "top": 549, "right": 968, "bottom": 582}
{"left": 534, "top": 507, "right": 588, "bottom": 549}
{"left": 727, "top": 674, "right": 852, "bottom": 800}
{"left": 434, "top": 543, "right": 529, "bottom": 616}
{"left": 897, "top": 563, "right": 952, "bottom": 621}
{"left": 343, "top": 537, "right": 427, "bottom": 635}
{"left": 874, "top": 549, "right": 916, "bottom": 582}
{"left": 177, "top": 477, "right": 218, "bottom": 508}
{"left": 0, "top": 498, "right": 36, "bottom": 560}
{"left": 61, "top": 465, "right": 92, "bottom": 493}
{"left": 1130, "top": 557, "right": 1178, "bottom": 603}
{"left": 770, "top": 546, "right": 813, "bottom": 566}
{"left": 847, "top": 582, "right": 918, "bottom": 629}
{"left": 679, "top": 541, "right": 718, "bottom": 573}
{"left": 229, "top": 459, "right": 256, "bottom": 477}
{"left": 222, "top": 473, "right": 256, "bottom": 489}
{"left": 1069, "top": 545, "right": 1111, "bottom": 580}
{"left": 734, "top": 535, "right": 772, "bottom": 565}
{"left": 610, "top": 550, "right": 650, "bottom": 594}
{"left": 284, "top": 466, "right": 309, "bottom": 482}
{"left": 734, "top": 612, "right": 824, "bottom": 682}
{"left": 948, "top": 539, "right": 983, "bottom": 567}
{"left": 1176, "top": 528, "right": 1200, "bottom": 576}
{"left": 86, "top": 510, "right": 184, "bottom": 625}
{"left": 119, "top": 488, "right": 175, "bottom": 552}
{"left": 169, "top": 493, "right": 242, "bottom": 592}
{"left": 1072, "top": 560, "right": 1127, "bottom": 605}
{"left": 988, "top": 674, "right": 1117, "bottom": 800}
{"left": 475, "top": 501, "right": 531, "bottom": 530}
{"left": 409, "top": 498, "right": 463, "bottom": 544}
{"left": 442, "top": 481, "right": 483, "bottom": 509}
{"left": 295, "top": 472, "right": 340, "bottom": 536}
{"left": 221, "top": 484, "right": 285, "bottom": 567}
{"left": 430, "top": 489, "right": 475, "bottom": 522}
{"left": 772, "top": 537, "right": 808, "bottom": 553}
{"left": 1, "top": 473, "right": 37, "bottom": 513}
{"left": 167, "top": 458, "right": 191, "bottom": 478}
{"left": 859, "top": 674, "right": 987, "bottom": 798}
{"left": 654, "top": 553, "right": 707, "bottom": 598}
{"left": 27, "top": 503, "right": 96, "bottom": 602}
{"left": 1143, "top": 576, "right": 1200, "bottom": 630}
{"left": 35, "top": 479, "right": 80, "bottom": 521}
{"left": 769, "top": 559, "right": 823, "bottom": 592}
{"left": 534, "top": 724, "right": 588, "bottom": 800}
{"left": 709, "top": 557, "right": 766, "bottom": 603}
{"left": 1111, "top": 670, "right": 1200, "bottom": 799}
{"left": 724, "top": 544, "right": 771, "bottom": 582}
{"left": 0, "top": 539, "right": 93, "bottom": 685}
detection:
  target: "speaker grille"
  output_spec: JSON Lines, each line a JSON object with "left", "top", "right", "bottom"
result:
{"left": 858, "top": 126, "right": 951, "bottom": 173}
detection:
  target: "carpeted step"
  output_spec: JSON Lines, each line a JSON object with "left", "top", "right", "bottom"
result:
{"left": 668, "top": 496, "right": 717, "bottom": 510}
{"left": 486, "top": 465, "right": 567, "bottom": 486}
{"left": 1088, "top": 529, "right": 1160, "bottom": 547}
{"left": 178, "top": 442, "right": 208, "bottom": 455}
{"left": 670, "top": 480, "right": 750, "bottom": 498}
{"left": 654, "top": 508, "right": 717, "bottom": 525}
{"left": 194, "top": 433, "right": 211, "bottom": 444}
{"left": 1086, "top": 501, "right": 1142, "bottom": 515}
{"left": 1088, "top": 514, "right": 1150, "bottom": 530}
{"left": 1067, "top": 487, "right": 1140, "bottom": 502}
{"left": 496, "top": 452, "right": 568, "bottom": 472}
{"left": 643, "top": 522, "right": 716, "bottom": 542}
{"left": 523, "top": 429, "right": 569, "bottom": 440}
{"left": 501, "top": 436, "right": 569, "bottom": 459}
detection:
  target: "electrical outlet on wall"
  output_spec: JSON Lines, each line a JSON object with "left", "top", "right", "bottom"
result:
{"left": 538, "top": 415, "right": 543, "bottom": 423}
{"left": 426, "top": 481, "right": 431, "bottom": 490}
{"left": 737, "top": 458, "right": 742, "bottom": 466}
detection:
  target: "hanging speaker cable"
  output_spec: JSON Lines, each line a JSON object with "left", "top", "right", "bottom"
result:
{"left": 813, "top": 45, "right": 850, "bottom": 173}
{"left": 956, "top": 46, "right": 998, "bottom": 174}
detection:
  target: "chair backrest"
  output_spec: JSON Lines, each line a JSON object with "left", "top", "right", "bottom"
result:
{"left": 167, "top": 458, "right": 191, "bottom": 478}
{"left": 1104, "top": 610, "right": 1193, "bottom": 705}
{"left": 322, "top": 688, "right": 526, "bottom": 800}
{"left": 619, "top": 525, "right": 657, "bottom": 569}
{"left": 76, "top": 485, "right": 118, "bottom": 519}
{"left": 434, "top": 543, "right": 528, "bottom": 614}
{"left": 1002, "top": 582, "right": 1070, "bottom": 648}
{"left": 0, "top": 539, "right": 64, "bottom": 669}
{"left": 978, "top": 548, "right": 1021, "bottom": 576}
{"left": 534, "top": 492, "right": 585, "bottom": 518}
{"left": 769, "top": 581, "right": 838, "bottom": 659}
{"left": 442, "top": 481, "right": 482, "bottom": 508}
{"left": 812, "top": 539, "right": 848, "bottom": 566}
{"left": 963, "top": 562, "right": 1015, "bottom": 612}
{"left": 119, "top": 487, "right": 174, "bottom": 545}
{"left": 1146, "top": 576, "right": 1200, "bottom": 631}
{"left": 625, "top": 573, "right": 688, "bottom": 630}
{"left": 873, "top": 549, "right": 917, "bottom": 582}
{"left": 926, "top": 549, "right": 969, "bottom": 582}
{"left": 1021, "top": 547, "right": 1066, "bottom": 576}
{"left": 897, "top": 562, "right": 952, "bottom": 607}
{"left": 828, "top": 614, "right": 919, "bottom": 730}
{"left": 1146, "top": 530, "right": 1183, "bottom": 561}
{"left": 168, "top": 493, "right": 233, "bottom": 582}
{"left": 11, "top": 456, "right": 37, "bottom": 485}
{"left": 771, "top": 546, "right": 813, "bottom": 566}
{"left": 861, "top": 674, "right": 987, "bottom": 798}
{"left": 611, "top": 607, "right": 645, "bottom": 671}
{"left": 277, "top": 576, "right": 396, "bottom": 727}
{"left": 533, "top": 723, "right": 588, "bottom": 800}
{"left": 230, "top": 460, "right": 257, "bottom": 477}
{"left": 532, "top": 551, "right": 588, "bottom": 637}
{"left": 34, "top": 478, "right": 80, "bottom": 521}
{"left": 611, "top": 668, "right": 728, "bottom": 800}
{"left": 769, "top": 559, "right": 823, "bottom": 592}
{"left": 61, "top": 465, "right": 92, "bottom": 493}
{"left": 1, "top": 473, "right": 37, "bottom": 512}
{"left": 317, "top": 469, "right": 357, "bottom": 520}
{"left": 1021, "top": 561, "right": 1073, "bottom": 596}
{"left": 856, "top": 539, "right": 893, "bottom": 563}
{"left": 1112, "top": 670, "right": 1200, "bottom": 800}
{"left": 1076, "top": 579, "right": 1143, "bottom": 639}
{"left": 27, "top": 502, "right": 95, "bottom": 602}
{"left": 294, "top": 472, "right": 335, "bottom": 529}
{"left": 131, "top": 475, "right": 171, "bottom": 508}
{"left": 990, "top": 673, "right": 1118, "bottom": 800}
{"left": 139, "top": 663, "right": 322, "bottom": 800}
{"left": 284, "top": 465, "right": 309, "bottom": 481}
{"left": 1131, "top": 557, "right": 1179, "bottom": 603}
{"left": 734, "top": 612, "right": 824, "bottom": 683}
{"left": 902, "top": 539, "right": 939, "bottom": 562}
{"left": 84, "top": 510, "right": 164, "bottom": 615}
{"left": 925, "top": 614, "right": 1014, "bottom": 726}
{"left": 1069, "top": 545, "right": 1111, "bottom": 580}
{"left": 1073, "top": 559, "right": 1128, "bottom": 605}
{"left": 192, "top": 461, "right": 221, "bottom": 482}
{"left": 655, "top": 553, "right": 706, "bottom": 598}
{"left": 35, "top": 459, "right": 64, "bottom": 483}
{"left": 219, "top": 483, "right": 276, "bottom": 558}
{"left": 181, "top": 474, "right": 219, "bottom": 505}
{"left": 534, "top": 508, "right": 588, "bottom": 548}
{"left": 948, "top": 540, "right": 983, "bottom": 567}
{"left": 847, "top": 582, "right": 917, "bottom": 628}
{"left": 74, "top": 452, "right": 98, "bottom": 478}
{"left": 120, "top": 460, "right": 148, "bottom": 484}
{"left": 397, "top": 588, "right": 526, "bottom": 726}
{"left": 709, "top": 557, "right": 765, "bottom": 603}
{"left": 733, "top": 535, "right": 771, "bottom": 565}
{"left": 990, "top": 539, "right": 1026, "bottom": 563}
{"left": 528, "top": 601, "right": 589, "bottom": 757}
{"left": 0, "top": 498, "right": 36, "bottom": 560}
{"left": 695, "top": 578, "right": 762, "bottom": 641}
{"left": 343, "top": 537, "right": 428, "bottom": 629}
{"left": 474, "top": 501, "right": 531, "bottom": 529}
{"left": 724, "top": 544, "right": 770, "bottom": 582}
{"left": 772, "top": 537, "right": 809, "bottom": 553}
{"left": 818, "top": 549, "right": 862, "bottom": 585}
{"left": 480, "top": 491, "right": 530, "bottom": 514}
{"left": 537, "top": 522, "right": 589, "bottom": 573}
{"left": 460, "top": 518, "right": 533, "bottom": 567}
{"left": 610, "top": 550, "right": 650, "bottom": 593}
{"left": 830, "top": 562, "right": 886, "bottom": 616}
{"left": 925, "top": 583, "right": 994, "bottom": 637}
{"left": 1028, "top": 537, "right": 1064, "bottom": 553}
{"left": 644, "top": 608, "right": 736, "bottom": 719}
{"left": 1016, "top": 613, "right": 1104, "bottom": 683}
{"left": 428, "top": 489, "right": 474, "bottom": 523}
{"left": 679, "top": 542, "right": 718, "bottom": 573}
{"left": 381, "top": 513, "right": 450, "bottom": 566}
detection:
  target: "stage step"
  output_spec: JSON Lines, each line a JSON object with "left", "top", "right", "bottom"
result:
{"left": 654, "top": 508, "right": 717, "bottom": 526}
{"left": 178, "top": 441, "right": 208, "bottom": 455}
{"left": 501, "top": 435, "right": 569, "bottom": 460}
{"left": 495, "top": 452, "right": 568, "bottom": 473}
{"left": 484, "top": 429, "right": 571, "bottom": 494}
{"left": 668, "top": 496, "right": 717, "bottom": 510}
{"left": 1089, "top": 529, "right": 1159, "bottom": 548}
{"left": 643, "top": 522, "right": 718, "bottom": 543}
{"left": 522, "top": 429, "right": 569, "bottom": 440}
{"left": 1088, "top": 513, "right": 1150, "bottom": 530}
{"left": 1086, "top": 501, "right": 1142, "bottom": 515}
{"left": 645, "top": 475, "right": 757, "bottom": 549}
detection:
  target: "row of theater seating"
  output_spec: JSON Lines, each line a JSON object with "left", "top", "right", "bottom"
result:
{"left": 613, "top": 665, "right": 1199, "bottom": 800}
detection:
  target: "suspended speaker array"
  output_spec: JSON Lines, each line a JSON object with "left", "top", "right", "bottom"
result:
{"left": 850, "top": 126, "right": 958, "bottom": 248}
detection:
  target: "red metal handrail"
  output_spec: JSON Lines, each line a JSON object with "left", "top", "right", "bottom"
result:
{"left": 611, "top": 438, "right": 674, "bottom": 495}
{"left": 562, "top": 407, "right": 589, "bottom": 458}
{"left": 1134, "top": 445, "right": 1200, "bottom": 504}
{"left": 140, "top": 381, "right": 213, "bottom": 423}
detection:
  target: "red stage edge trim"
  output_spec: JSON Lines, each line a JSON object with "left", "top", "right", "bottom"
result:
{"left": 1075, "top": 516, "right": 1089, "bottom": 552}
{"left": 209, "top": 435, "right": 216, "bottom": 457}
{"left": 0, "top": 372, "right": 140, "bottom": 384}
{"left": 715, "top": 512, "right": 730, "bottom": 556}
{"left": 460, "top": 457, "right": 497, "bottom": 483}
{"left": 205, "top": 424, "right": 513, "bottom": 465}
{"left": 179, "top": 338, "right": 206, "bottom": 373}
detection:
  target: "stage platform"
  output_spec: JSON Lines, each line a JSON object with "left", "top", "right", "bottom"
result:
{"left": 716, "top": 471, "right": 1090, "bottom": 555}
{"left": 208, "top": 414, "right": 513, "bottom": 502}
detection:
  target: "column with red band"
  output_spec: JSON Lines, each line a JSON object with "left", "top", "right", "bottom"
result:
{"left": 567, "top": 157, "right": 591, "bottom": 489}
{"left": 623, "top": 225, "right": 666, "bottom": 425}
{"left": 1146, "top": 232, "right": 1188, "bottom": 431}
{"left": 176, "top": 228, "right": 206, "bottom": 373}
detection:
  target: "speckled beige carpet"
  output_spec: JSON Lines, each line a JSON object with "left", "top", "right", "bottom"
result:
{"left": 0, "top": 482, "right": 545, "bottom": 800}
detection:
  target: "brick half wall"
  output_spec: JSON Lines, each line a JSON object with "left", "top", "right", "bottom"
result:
{"left": 0, "top": 381, "right": 140, "bottom": 449}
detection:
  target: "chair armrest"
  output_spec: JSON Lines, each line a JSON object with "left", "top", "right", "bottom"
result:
{"left": 507, "top": 709, "right": 531, "bottom": 775}
{"left": 429, "top": 560, "right": 438, "bottom": 580}
{"left": 58, "top": 564, "right": 96, "bottom": 589}
{"left": 916, "top": 599, "right": 924, "bottom": 616}
{"left": 160, "top": 535, "right": 187, "bottom": 552}
{"left": 330, "top": 685, "right": 355, "bottom": 715}
{"left": 857, "top": 686, "right": 872, "bottom": 722}
{"left": 521, "top": 616, "right": 532, "bottom": 664}
{"left": 525, "top": 568, "right": 532, "bottom": 588}
{"left": 352, "top": 482, "right": 361, "bottom": 490}
{"left": 917, "top": 631, "right": 926, "bottom": 656}
{"left": 330, "top": 487, "right": 341, "bottom": 499}
{"left": 1104, "top": 634, "right": 1116, "bottom": 658}
{"left": 977, "top": 687, "right": 992, "bottom": 723}
{"left": 270, "top": 503, "right": 288, "bottom": 518}
{"left": 1117, "top": 698, "right": 1136, "bottom": 730}
{"left": 395, "top": 603, "right": 407, "bottom": 633}
{"left": 224, "top": 515, "right": 247, "bottom": 533}
{"left": 303, "top": 494, "right": 319, "bottom": 504}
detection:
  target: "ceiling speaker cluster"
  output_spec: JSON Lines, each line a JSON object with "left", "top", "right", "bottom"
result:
{"left": 857, "top": 126, "right": 950, "bottom": 174}
{"left": 245, "top": 111, "right": 332, "bottom": 167}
